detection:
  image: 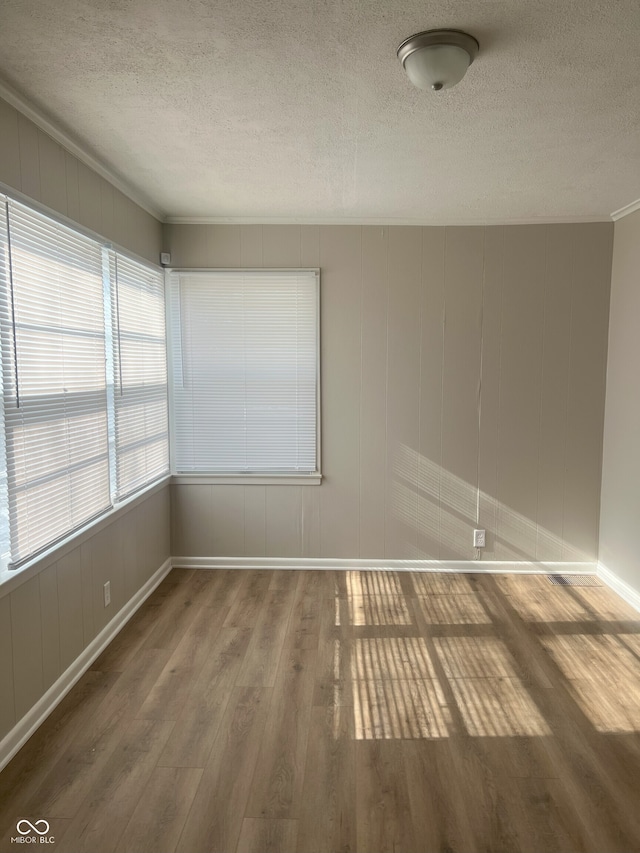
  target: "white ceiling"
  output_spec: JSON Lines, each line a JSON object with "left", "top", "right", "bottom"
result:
{"left": 0, "top": 0, "right": 639, "bottom": 223}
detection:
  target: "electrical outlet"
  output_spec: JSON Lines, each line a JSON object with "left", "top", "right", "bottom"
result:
{"left": 103, "top": 581, "right": 111, "bottom": 607}
{"left": 473, "top": 529, "right": 486, "bottom": 548}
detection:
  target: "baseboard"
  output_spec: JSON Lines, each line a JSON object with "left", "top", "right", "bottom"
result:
{"left": 597, "top": 563, "right": 640, "bottom": 614}
{"left": 172, "top": 556, "right": 597, "bottom": 574}
{"left": 0, "top": 557, "right": 173, "bottom": 772}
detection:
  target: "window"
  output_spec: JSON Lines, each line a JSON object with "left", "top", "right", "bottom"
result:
{"left": 0, "top": 200, "right": 110, "bottom": 566}
{"left": 169, "top": 269, "right": 320, "bottom": 478}
{"left": 111, "top": 254, "right": 169, "bottom": 499}
{"left": 0, "top": 195, "right": 169, "bottom": 572}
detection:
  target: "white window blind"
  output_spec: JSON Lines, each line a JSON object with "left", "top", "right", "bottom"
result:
{"left": 0, "top": 199, "right": 110, "bottom": 565}
{"left": 170, "top": 269, "right": 319, "bottom": 474}
{"left": 111, "top": 254, "right": 169, "bottom": 499}
{"left": 0, "top": 203, "right": 10, "bottom": 569}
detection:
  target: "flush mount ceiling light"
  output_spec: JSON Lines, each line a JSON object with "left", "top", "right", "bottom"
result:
{"left": 397, "top": 29, "right": 479, "bottom": 92}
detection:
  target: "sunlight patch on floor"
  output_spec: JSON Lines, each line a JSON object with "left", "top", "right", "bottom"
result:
{"left": 434, "top": 636, "right": 522, "bottom": 680}
{"left": 352, "top": 676, "right": 451, "bottom": 740}
{"left": 351, "top": 637, "right": 438, "bottom": 682}
{"left": 347, "top": 595, "right": 412, "bottom": 626}
{"left": 417, "top": 594, "right": 491, "bottom": 625}
{"left": 449, "top": 677, "right": 551, "bottom": 737}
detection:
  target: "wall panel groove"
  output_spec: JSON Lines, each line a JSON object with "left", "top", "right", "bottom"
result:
{"left": 167, "top": 222, "right": 613, "bottom": 565}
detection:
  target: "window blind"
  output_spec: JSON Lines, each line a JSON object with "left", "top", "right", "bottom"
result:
{"left": 1, "top": 199, "right": 110, "bottom": 565}
{"left": 111, "top": 253, "right": 169, "bottom": 499}
{"left": 0, "top": 203, "right": 10, "bottom": 568}
{"left": 170, "top": 270, "right": 319, "bottom": 474}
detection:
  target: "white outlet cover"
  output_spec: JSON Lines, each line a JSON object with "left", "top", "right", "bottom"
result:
{"left": 473, "top": 529, "right": 486, "bottom": 548}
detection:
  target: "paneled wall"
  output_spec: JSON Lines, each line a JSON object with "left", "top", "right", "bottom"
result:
{"left": 599, "top": 209, "right": 640, "bottom": 596}
{"left": 0, "top": 485, "right": 170, "bottom": 743}
{"left": 0, "top": 94, "right": 168, "bottom": 748}
{"left": 0, "top": 95, "right": 161, "bottom": 263}
{"left": 167, "top": 222, "right": 613, "bottom": 564}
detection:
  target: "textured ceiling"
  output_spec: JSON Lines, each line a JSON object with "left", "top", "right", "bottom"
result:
{"left": 0, "top": 0, "right": 639, "bottom": 222}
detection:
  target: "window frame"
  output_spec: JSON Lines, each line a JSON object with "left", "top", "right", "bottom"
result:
{"left": 111, "top": 253, "right": 170, "bottom": 501}
{"left": 166, "top": 268, "right": 322, "bottom": 486}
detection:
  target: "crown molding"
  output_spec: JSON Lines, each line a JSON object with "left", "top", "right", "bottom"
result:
{"left": 164, "top": 214, "right": 610, "bottom": 226}
{"left": 611, "top": 197, "right": 640, "bottom": 221}
{"left": 0, "top": 78, "right": 165, "bottom": 222}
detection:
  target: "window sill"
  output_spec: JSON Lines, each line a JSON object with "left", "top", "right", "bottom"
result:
{"left": 0, "top": 475, "right": 171, "bottom": 597}
{"left": 171, "top": 474, "right": 322, "bottom": 486}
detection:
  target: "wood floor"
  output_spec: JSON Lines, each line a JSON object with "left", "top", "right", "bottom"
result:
{"left": 1, "top": 568, "right": 640, "bottom": 853}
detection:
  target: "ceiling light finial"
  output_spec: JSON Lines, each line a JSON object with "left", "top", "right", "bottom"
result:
{"left": 397, "top": 29, "right": 479, "bottom": 92}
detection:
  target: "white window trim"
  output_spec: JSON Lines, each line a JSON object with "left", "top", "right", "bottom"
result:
{"left": 0, "top": 474, "right": 170, "bottom": 597}
{"left": 165, "top": 268, "right": 322, "bottom": 484}
{"left": 171, "top": 474, "right": 322, "bottom": 486}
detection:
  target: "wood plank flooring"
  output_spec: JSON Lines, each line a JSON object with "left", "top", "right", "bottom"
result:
{"left": 1, "top": 569, "right": 640, "bottom": 853}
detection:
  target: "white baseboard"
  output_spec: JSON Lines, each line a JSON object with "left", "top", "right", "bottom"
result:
{"left": 0, "top": 557, "right": 173, "bottom": 772}
{"left": 597, "top": 563, "right": 640, "bottom": 614}
{"left": 172, "top": 556, "right": 597, "bottom": 574}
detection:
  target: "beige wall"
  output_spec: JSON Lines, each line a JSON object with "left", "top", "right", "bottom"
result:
{"left": 0, "top": 485, "right": 170, "bottom": 743}
{"left": 0, "top": 95, "right": 168, "bottom": 747}
{"left": 167, "top": 222, "right": 613, "bottom": 564}
{"left": 599, "top": 209, "right": 640, "bottom": 594}
{"left": 0, "top": 96, "right": 161, "bottom": 264}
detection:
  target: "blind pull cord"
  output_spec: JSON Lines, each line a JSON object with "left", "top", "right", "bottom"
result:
{"left": 114, "top": 255, "right": 124, "bottom": 396}
{"left": 5, "top": 202, "right": 20, "bottom": 409}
